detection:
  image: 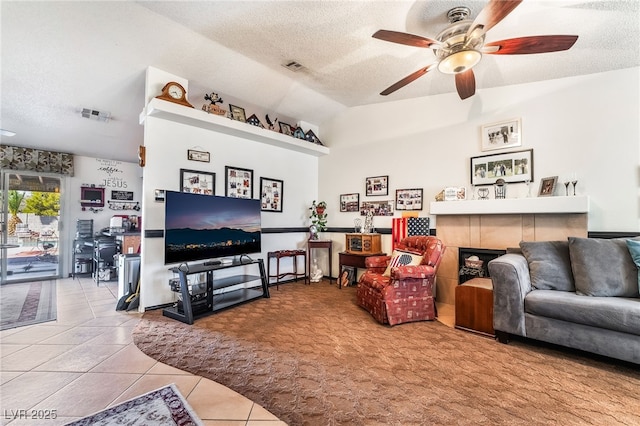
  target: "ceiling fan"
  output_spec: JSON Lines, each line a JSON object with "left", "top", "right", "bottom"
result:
{"left": 373, "top": 0, "right": 578, "bottom": 100}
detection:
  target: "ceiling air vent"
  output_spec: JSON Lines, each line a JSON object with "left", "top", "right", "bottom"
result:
{"left": 282, "top": 60, "right": 305, "bottom": 72}
{"left": 80, "top": 108, "right": 111, "bottom": 122}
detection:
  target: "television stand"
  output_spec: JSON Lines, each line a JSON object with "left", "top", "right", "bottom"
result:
{"left": 163, "top": 258, "right": 270, "bottom": 325}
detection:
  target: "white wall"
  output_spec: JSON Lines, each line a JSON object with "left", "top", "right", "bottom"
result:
{"left": 140, "top": 115, "right": 319, "bottom": 309}
{"left": 62, "top": 156, "right": 142, "bottom": 276}
{"left": 320, "top": 67, "right": 640, "bottom": 233}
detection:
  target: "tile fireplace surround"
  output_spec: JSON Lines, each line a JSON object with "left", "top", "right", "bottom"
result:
{"left": 430, "top": 196, "right": 589, "bottom": 305}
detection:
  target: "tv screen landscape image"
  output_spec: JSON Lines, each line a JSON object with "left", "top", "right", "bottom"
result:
{"left": 164, "top": 191, "right": 261, "bottom": 264}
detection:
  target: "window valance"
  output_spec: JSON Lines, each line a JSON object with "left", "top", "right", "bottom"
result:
{"left": 0, "top": 144, "right": 74, "bottom": 176}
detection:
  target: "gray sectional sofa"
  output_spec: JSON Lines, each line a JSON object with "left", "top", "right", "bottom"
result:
{"left": 488, "top": 237, "right": 640, "bottom": 364}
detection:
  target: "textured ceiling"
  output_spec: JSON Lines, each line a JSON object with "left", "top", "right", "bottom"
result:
{"left": 1, "top": 1, "right": 638, "bottom": 163}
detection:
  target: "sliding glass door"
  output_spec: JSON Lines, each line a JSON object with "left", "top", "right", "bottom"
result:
{"left": 0, "top": 171, "right": 63, "bottom": 284}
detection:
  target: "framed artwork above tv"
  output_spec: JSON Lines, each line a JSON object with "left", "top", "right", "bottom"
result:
{"left": 226, "top": 166, "right": 254, "bottom": 199}
{"left": 180, "top": 169, "right": 215, "bottom": 195}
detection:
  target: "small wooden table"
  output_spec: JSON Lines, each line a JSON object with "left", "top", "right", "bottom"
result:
{"left": 306, "top": 239, "right": 332, "bottom": 284}
{"left": 455, "top": 277, "right": 494, "bottom": 337}
{"left": 338, "top": 251, "right": 385, "bottom": 289}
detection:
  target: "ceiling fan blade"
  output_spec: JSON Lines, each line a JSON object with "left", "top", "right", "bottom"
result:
{"left": 455, "top": 69, "right": 476, "bottom": 100}
{"left": 466, "top": 0, "right": 522, "bottom": 39}
{"left": 380, "top": 64, "right": 437, "bottom": 96}
{"left": 484, "top": 35, "right": 579, "bottom": 55}
{"left": 373, "top": 29, "right": 439, "bottom": 49}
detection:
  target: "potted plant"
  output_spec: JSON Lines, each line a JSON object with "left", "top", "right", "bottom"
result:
{"left": 309, "top": 200, "right": 327, "bottom": 239}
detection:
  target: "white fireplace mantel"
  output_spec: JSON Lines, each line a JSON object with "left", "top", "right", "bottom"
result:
{"left": 429, "top": 196, "right": 589, "bottom": 215}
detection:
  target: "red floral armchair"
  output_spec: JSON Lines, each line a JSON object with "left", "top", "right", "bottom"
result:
{"left": 356, "top": 235, "right": 445, "bottom": 326}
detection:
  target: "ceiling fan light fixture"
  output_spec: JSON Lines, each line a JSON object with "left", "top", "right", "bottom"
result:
{"left": 438, "top": 49, "right": 482, "bottom": 74}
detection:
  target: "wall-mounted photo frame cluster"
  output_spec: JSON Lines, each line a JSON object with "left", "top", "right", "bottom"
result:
{"left": 178, "top": 163, "right": 285, "bottom": 212}
{"left": 340, "top": 175, "right": 424, "bottom": 216}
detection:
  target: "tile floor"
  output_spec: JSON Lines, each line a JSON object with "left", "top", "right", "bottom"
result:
{"left": 0, "top": 277, "right": 286, "bottom": 426}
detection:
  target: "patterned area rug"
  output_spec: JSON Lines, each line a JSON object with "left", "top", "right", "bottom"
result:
{"left": 0, "top": 280, "right": 57, "bottom": 330}
{"left": 133, "top": 281, "right": 640, "bottom": 426}
{"left": 64, "top": 384, "right": 203, "bottom": 426}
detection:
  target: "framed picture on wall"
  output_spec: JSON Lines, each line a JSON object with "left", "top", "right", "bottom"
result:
{"left": 179, "top": 169, "right": 215, "bottom": 195}
{"left": 340, "top": 193, "right": 359, "bottom": 212}
{"left": 225, "top": 166, "right": 254, "bottom": 199}
{"left": 395, "top": 188, "right": 423, "bottom": 211}
{"left": 361, "top": 200, "right": 393, "bottom": 216}
{"left": 481, "top": 118, "right": 522, "bottom": 151}
{"left": 260, "top": 177, "right": 283, "bottom": 212}
{"left": 187, "top": 149, "right": 210, "bottom": 163}
{"left": 470, "top": 149, "right": 533, "bottom": 186}
{"left": 365, "top": 175, "right": 388, "bottom": 196}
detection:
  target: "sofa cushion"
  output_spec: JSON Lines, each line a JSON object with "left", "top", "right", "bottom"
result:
{"left": 569, "top": 237, "right": 639, "bottom": 297}
{"left": 626, "top": 239, "right": 640, "bottom": 293}
{"left": 525, "top": 290, "right": 640, "bottom": 336}
{"left": 383, "top": 249, "right": 423, "bottom": 277}
{"left": 520, "top": 241, "right": 574, "bottom": 291}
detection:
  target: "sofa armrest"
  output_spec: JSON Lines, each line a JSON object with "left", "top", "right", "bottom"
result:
{"left": 391, "top": 265, "right": 436, "bottom": 280}
{"left": 488, "top": 253, "right": 533, "bottom": 337}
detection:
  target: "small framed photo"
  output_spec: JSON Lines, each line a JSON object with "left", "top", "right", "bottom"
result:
{"left": 340, "top": 193, "right": 359, "bottom": 212}
{"left": 154, "top": 189, "right": 165, "bottom": 202}
{"left": 396, "top": 188, "right": 423, "bottom": 210}
{"left": 187, "top": 149, "right": 210, "bottom": 163}
{"left": 339, "top": 265, "right": 356, "bottom": 287}
{"left": 229, "top": 104, "right": 247, "bottom": 122}
{"left": 443, "top": 187, "right": 467, "bottom": 201}
{"left": 471, "top": 149, "right": 533, "bottom": 186}
{"left": 279, "top": 122, "right": 293, "bottom": 136}
{"left": 225, "top": 166, "right": 254, "bottom": 199}
{"left": 538, "top": 176, "right": 558, "bottom": 197}
{"left": 365, "top": 175, "right": 388, "bottom": 196}
{"left": 481, "top": 118, "right": 522, "bottom": 151}
{"left": 180, "top": 169, "right": 215, "bottom": 195}
{"left": 260, "top": 177, "right": 283, "bottom": 212}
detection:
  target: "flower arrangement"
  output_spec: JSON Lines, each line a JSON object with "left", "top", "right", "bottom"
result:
{"left": 309, "top": 200, "right": 328, "bottom": 232}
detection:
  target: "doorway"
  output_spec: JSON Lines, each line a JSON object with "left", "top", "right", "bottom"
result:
{"left": 1, "top": 171, "right": 64, "bottom": 284}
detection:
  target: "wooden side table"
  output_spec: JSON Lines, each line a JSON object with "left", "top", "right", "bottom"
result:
{"left": 267, "top": 250, "right": 306, "bottom": 290}
{"left": 455, "top": 277, "right": 494, "bottom": 337}
{"left": 338, "top": 251, "right": 385, "bottom": 289}
{"left": 306, "top": 239, "right": 332, "bottom": 284}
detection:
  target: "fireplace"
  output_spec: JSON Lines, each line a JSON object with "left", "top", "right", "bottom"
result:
{"left": 458, "top": 247, "right": 506, "bottom": 284}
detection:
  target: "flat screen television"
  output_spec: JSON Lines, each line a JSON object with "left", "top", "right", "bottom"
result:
{"left": 164, "top": 191, "right": 261, "bottom": 265}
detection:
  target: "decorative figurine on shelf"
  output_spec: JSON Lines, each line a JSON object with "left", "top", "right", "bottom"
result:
{"left": 494, "top": 178, "right": 507, "bottom": 199}
{"left": 309, "top": 200, "right": 327, "bottom": 239}
{"left": 202, "top": 92, "right": 226, "bottom": 116}
{"left": 478, "top": 187, "right": 490, "bottom": 200}
{"left": 354, "top": 218, "right": 363, "bottom": 233}
{"left": 362, "top": 210, "right": 374, "bottom": 233}
{"left": 265, "top": 114, "right": 278, "bottom": 131}
{"left": 310, "top": 259, "right": 323, "bottom": 282}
